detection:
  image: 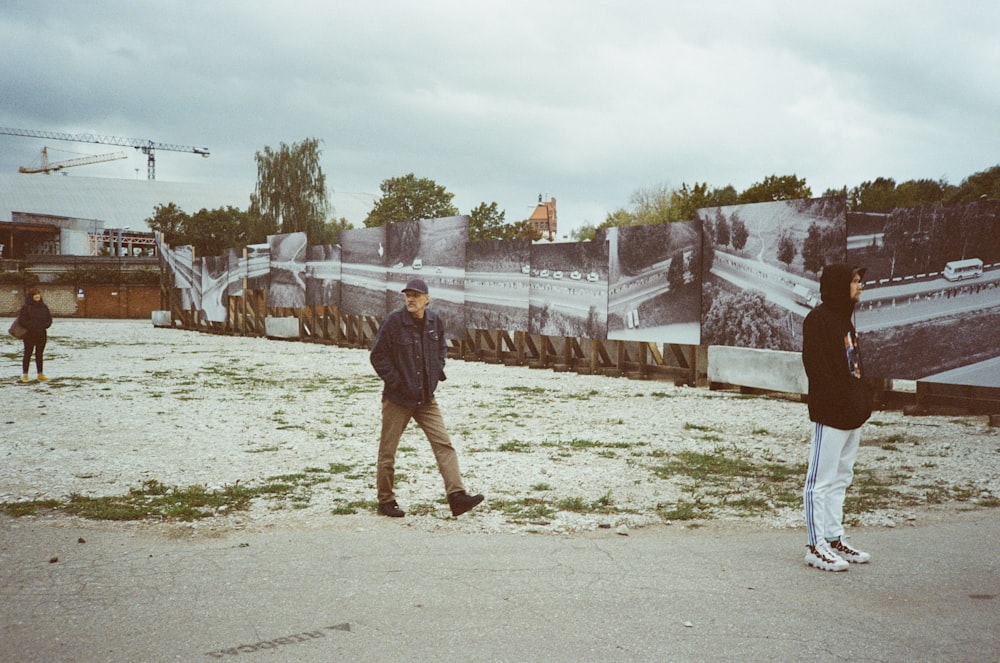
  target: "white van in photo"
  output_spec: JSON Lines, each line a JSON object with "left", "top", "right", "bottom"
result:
{"left": 942, "top": 258, "right": 983, "bottom": 282}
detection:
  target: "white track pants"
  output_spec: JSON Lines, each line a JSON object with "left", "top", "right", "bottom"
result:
{"left": 804, "top": 423, "right": 862, "bottom": 546}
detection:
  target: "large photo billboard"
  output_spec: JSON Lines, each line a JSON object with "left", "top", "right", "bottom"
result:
{"left": 849, "top": 200, "right": 1000, "bottom": 385}
{"left": 698, "top": 196, "right": 846, "bottom": 352}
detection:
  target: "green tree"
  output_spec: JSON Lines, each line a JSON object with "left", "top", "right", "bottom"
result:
{"left": 147, "top": 203, "right": 256, "bottom": 257}
{"left": 511, "top": 219, "right": 542, "bottom": 241}
{"left": 248, "top": 137, "right": 330, "bottom": 241}
{"left": 849, "top": 177, "right": 896, "bottom": 211}
{"left": 323, "top": 217, "right": 354, "bottom": 245}
{"left": 147, "top": 203, "right": 190, "bottom": 246}
{"left": 629, "top": 182, "right": 673, "bottom": 225}
{"left": 599, "top": 207, "right": 636, "bottom": 229}
{"left": 669, "top": 182, "right": 738, "bottom": 221}
{"left": 946, "top": 165, "right": 1000, "bottom": 203}
{"left": 571, "top": 222, "right": 599, "bottom": 241}
{"left": 895, "top": 179, "right": 949, "bottom": 208}
{"left": 188, "top": 206, "right": 253, "bottom": 257}
{"left": 468, "top": 201, "right": 509, "bottom": 241}
{"left": 739, "top": 174, "right": 812, "bottom": 203}
{"left": 364, "top": 173, "right": 458, "bottom": 227}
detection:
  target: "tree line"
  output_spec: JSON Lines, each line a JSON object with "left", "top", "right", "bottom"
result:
{"left": 147, "top": 135, "right": 1000, "bottom": 257}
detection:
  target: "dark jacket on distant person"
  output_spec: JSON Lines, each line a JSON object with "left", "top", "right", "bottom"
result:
{"left": 17, "top": 297, "right": 53, "bottom": 336}
{"left": 370, "top": 307, "right": 447, "bottom": 408}
{"left": 802, "top": 263, "right": 873, "bottom": 430}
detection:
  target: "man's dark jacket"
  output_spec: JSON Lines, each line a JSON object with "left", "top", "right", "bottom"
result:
{"left": 370, "top": 308, "right": 447, "bottom": 407}
{"left": 802, "top": 263, "right": 873, "bottom": 430}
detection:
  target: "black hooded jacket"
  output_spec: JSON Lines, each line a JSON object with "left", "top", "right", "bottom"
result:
{"left": 17, "top": 296, "right": 53, "bottom": 335}
{"left": 801, "top": 263, "right": 872, "bottom": 430}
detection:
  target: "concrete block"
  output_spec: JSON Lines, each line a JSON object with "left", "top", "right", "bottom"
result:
{"left": 265, "top": 316, "right": 300, "bottom": 339}
{"left": 708, "top": 346, "right": 807, "bottom": 395}
{"left": 151, "top": 311, "right": 173, "bottom": 328}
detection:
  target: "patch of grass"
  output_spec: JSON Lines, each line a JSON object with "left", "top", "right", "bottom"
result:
{"left": 330, "top": 499, "right": 372, "bottom": 515}
{"left": 531, "top": 483, "right": 552, "bottom": 491}
{"left": 246, "top": 445, "right": 280, "bottom": 454}
{"left": 656, "top": 499, "right": 705, "bottom": 521}
{"left": 0, "top": 465, "right": 356, "bottom": 522}
{"left": 683, "top": 422, "right": 716, "bottom": 432}
{"left": 503, "top": 385, "right": 547, "bottom": 395}
{"left": 499, "top": 440, "right": 533, "bottom": 452}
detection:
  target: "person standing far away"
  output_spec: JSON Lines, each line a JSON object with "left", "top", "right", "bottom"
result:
{"left": 801, "top": 264, "right": 874, "bottom": 571}
{"left": 16, "top": 287, "right": 53, "bottom": 383}
{"left": 369, "top": 278, "right": 484, "bottom": 518}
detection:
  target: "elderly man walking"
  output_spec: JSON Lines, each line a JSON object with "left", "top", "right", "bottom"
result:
{"left": 370, "top": 278, "right": 484, "bottom": 519}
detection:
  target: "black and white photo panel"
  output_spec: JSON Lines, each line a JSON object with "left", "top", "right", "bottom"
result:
{"left": 340, "top": 225, "right": 387, "bottom": 318}
{"left": 266, "top": 232, "right": 308, "bottom": 309}
{"left": 698, "top": 196, "right": 847, "bottom": 352}
{"left": 465, "top": 237, "right": 531, "bottom": 333}
{"left": 305, "top": 244, "right": 342, "bottom": 308}
{"left": 849, "top": 199, "right": 1000, "bottom": 385}
{"left": 607, "top": 222, "right": 701, "bottom": 345}
{"left": 529, "top": 235, "right": 609, "bottom": 339}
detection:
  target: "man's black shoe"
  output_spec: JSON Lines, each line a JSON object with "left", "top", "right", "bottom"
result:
{"left": 447, "top": 491, "right": 484, "bottom": 517}
{"left": 378, "top": 500, "right": 405, "bottom": 518}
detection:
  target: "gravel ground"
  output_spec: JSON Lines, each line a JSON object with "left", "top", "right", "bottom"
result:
{"left": 3, "top": 318, "right": 999, "bottom": 536}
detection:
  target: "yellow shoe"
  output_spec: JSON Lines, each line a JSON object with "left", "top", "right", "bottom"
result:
{"left": 37, "top": 374, "right": 49, "bottom": 382}
{"left": 21, "top": 374, "right": 30, "bottom": 383}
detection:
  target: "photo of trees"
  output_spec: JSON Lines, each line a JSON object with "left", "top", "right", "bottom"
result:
{"left": 698, "top": 196, "right": 846, "bottom": 352}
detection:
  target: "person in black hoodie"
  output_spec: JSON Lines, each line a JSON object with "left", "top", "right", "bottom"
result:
{"left": 16, "top": 287, "right": 53, "bottom": 383}
{"left": 801, "top": 264, "right": 873, "bottom": 572}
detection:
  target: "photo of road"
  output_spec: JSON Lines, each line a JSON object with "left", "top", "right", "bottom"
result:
{"left": 697, "top": 196, "right": 845, "bottom": 352}
{"left": 339, "top": 226, "right": 386, "bottom": 318}
{"left": 224, "top": 247, "right": 243, "bottom": 299}
{"left": 383, "top": 216, "right": 468, "bottom": 337}
{"left": 200, "top": 254, "right": 228, "bottom": 323}
{"left": 607, "top": 222, "right": 700, "bottom": 344}
{"left": 304, "top": 244, "right": 341, "bottom": 308}
{"left": 848, "top": 202, "right": 1000, "bottom": 385}
{"left": 245, "top": 243, "right": 269, "bottom": 293}
{"left": 149, "top": 202, "right": 998, "bottom": 390}
{"left": 529, "top": 238, "right": 608, "bottom": 339}
{"left": 465, "top": 238, "right": 531, "bottom": 332}
{"left": 265, "top": 232, "right": 308, "bottom": 309}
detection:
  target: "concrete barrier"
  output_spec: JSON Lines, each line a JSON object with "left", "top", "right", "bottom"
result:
{"left": 151, "top": 311, "right": 173, "bottom": 328}
{"left": 708, "top": 345, "right": 807, "bottom": 395}
{"left": 265, "top": 316, "right": 300, "bottom": 340}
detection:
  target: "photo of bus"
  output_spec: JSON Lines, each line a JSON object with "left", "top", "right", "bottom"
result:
{"left": 942, "top": 258, "right": 984, "bottom": 282}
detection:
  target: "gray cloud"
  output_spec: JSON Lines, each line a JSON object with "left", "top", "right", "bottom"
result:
{"left": 2, "top": 1, "right": 998, "bottom": 235}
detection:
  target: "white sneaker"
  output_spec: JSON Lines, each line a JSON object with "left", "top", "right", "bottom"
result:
{"left": 829, "top": 537, "right": 871, "bottom": 564}
{"left": 805, "top": 541, "right": 849, "bottom": 572}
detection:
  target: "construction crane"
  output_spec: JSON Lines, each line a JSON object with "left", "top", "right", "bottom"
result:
{"left": 0, "top": 127, "right": 209, "bottom": 180}
{"left": 19, "top": 146, "right": 129, "bottom": 174}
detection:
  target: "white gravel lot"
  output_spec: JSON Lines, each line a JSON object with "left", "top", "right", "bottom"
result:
{"left": 3, "top": 318, "right": 998, "bottom": 536}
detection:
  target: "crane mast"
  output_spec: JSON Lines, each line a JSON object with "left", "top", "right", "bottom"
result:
{"left": 0, "top": 127, "right": 209, "bottom": 180}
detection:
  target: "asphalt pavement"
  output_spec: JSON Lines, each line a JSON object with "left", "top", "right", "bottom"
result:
{"left": 2, "top": 511, "right": 998, "bottom": 662}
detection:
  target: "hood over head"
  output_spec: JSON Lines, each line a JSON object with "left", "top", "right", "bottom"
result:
{"left": 819, "top": 263, "right": 865, "bottom": 318}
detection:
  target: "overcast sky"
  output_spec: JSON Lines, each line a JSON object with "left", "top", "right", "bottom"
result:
{"left": 2, "top": 1, "right": 998, "bottom": 238}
